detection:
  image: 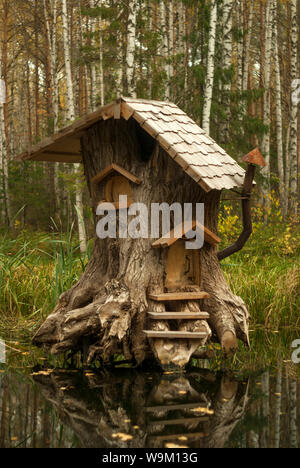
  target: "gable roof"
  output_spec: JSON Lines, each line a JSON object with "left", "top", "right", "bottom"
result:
{"left": 15, "top": 97, "right": 246, "bottom": 192}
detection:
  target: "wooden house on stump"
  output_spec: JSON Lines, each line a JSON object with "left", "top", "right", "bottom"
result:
{"left": 16, "top": 97, "right": 265, "bottom": 369}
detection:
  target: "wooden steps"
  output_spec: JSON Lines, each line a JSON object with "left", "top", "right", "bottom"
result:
{"left": 149, "top": 292, "right": 210, "bottom": 302}
{"left": 145, "top": 402, "right": 207, "bottom": 412}
{"left": 143, "top": 331, "right": 207, "bottom": 339}
{"left": 149, "top": 416, "right": 209, "bottom": 427}
{"left": 148, "top": 311, "right": 209, "bottom": 320}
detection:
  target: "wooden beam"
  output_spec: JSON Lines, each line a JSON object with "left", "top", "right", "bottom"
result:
{"left": 148, "top": 292, "right": 210, "bottom": 301}
{"left": 92, "top": 163, "right": 142, "bottom": 185}
{"left": 148, "top": 416, "right": 209, "bottom": 427}
{"left": 143, "top": 330, "right": 208, "bottom": 339}
{"left": 148, "top": 312, "right": 209, "bottom": 320}
{"left": 33, "top": 153, "right": 82, "bottom": 163}
{"left": 152, "top": 219, "right": 221, "bottom": 249}
{"left": 145, "top": 403, "right": 207, "bottom": 412}
{"left": 97, "top": 200, "right": 133, "bottom": 211}
{"left": 121, "top": 102, "right": 134, "bottom": 120}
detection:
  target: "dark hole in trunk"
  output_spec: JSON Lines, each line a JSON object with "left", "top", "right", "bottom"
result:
{"left": 134, "top": 120, "right": 156, "bottom": 161}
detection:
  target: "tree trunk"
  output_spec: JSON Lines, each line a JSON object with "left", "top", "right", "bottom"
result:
{"left": 126, "top": 0, "right": 137, "bottom": 98}
{"left": 290, "top": 0, "right": 298, "bottom": 217}
{"left": 202, "top": 0, "right": 217, "bottom": 135}
{"left": 32, "top": 119, "right": 250, "bottom": 367}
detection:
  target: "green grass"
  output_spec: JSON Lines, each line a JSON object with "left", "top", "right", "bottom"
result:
{"left": 0, "top": 226, "right": 91, "bottom": 333}
{"left": 0, "top": 220, "right": 299, "bottom": 360}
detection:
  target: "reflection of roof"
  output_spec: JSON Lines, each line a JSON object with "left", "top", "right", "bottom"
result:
{"left": 15, "top": 97, "right": 246, "bottom": 193}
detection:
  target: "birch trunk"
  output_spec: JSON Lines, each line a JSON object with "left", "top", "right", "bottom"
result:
{"left": 147, "top": 0, "right": 152, "bottom": 98}
{"left": 290, "top": 0, "right": 298, "bottom": 217}
{"left": 221, "top": 0, "right": 233, "bottom": 143}
{"left": 202, "top": 0, "right": 217, "bottom": 135}
{"left": 61, "top": 0, "right": 75, "bottom": 122}
{"left": 159, "top": 0, "right": 169, "bottom": 100}
{"left": 273, "top": 3, "right": 285, "bottom": 215}
{"left": 62, "top": 0, "right": 87, "bottom": 253}
{"left": 168, "top": 0, "right": 174, "bottom": 98}
{"left": 126, "top": 0, "right": 137, "bottom": 98}
{"left": 242, "top": 0, "right": 253, "bottom": 93}
{"left": 99, "top": 3, "right": 105, "bottom": 106}
{"left": 274, "top": 365, "right": 282, "bottom": 448}
{"left": 261, "top": 0, "right": 274, "bottom": 194}
{"left": 90, "top": 0, "right": 97, "bottom": 111}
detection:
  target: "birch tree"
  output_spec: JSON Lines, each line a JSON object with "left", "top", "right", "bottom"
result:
{"left": 159, "top": 0, "right": 169, "bottom": 100}
{"left": 273, "top": 1, "right": 285, "bottom": 214}
{"left": 61, "top": 0, "right": 87, "bottom": 254}
{"left": 289, "top": 0, "right": 298, "bottom": 216}
{"left": 61, "top": 0, "right": 75, "bottom": 122}
{"left": 261, "top": 0, "right": 274, "bottom": 194}
{"left": 126, "top": 0, "right": 137, "bottom": 98}
{"left": 202, "top": 0, "right": 217, "bottom": 134}
{"left": 221, "top": 0, "right": 233, "bottom": 142}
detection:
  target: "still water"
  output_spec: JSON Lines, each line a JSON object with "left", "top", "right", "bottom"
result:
{"left": 0, "top": 362, "right": 299, "bottom": 448}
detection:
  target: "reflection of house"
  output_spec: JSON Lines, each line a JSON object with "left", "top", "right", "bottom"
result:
{"left": 33, "top": 369, "right": 249, "bottom": 449}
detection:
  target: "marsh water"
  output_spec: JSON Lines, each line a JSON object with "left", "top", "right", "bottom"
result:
{"left": 0, "top": 334, "right": 299, "bottom": 448}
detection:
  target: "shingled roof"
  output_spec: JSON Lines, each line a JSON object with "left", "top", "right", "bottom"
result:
{"left": 16, "top": 97, "right": 246, "bottom": 192}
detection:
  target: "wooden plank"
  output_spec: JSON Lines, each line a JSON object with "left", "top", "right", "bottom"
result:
{"left": 114, "top": 102, "right": 121, "bottom": 119}
{"left": 97, "top": 200, "right": 133, "bottom": 211}
{"left": 143, "top": 331, "right": 208, "bottom": 339}
{"left": 148, "top": 416, "right": 209, "bottom": 427}
{"left": 147, "top": 312, "right": 209, "bottom": 320}
{"left": 148, "top": 292, "right": 210, "bottom": 301}
{"left": 92, "top": 163, "right": 142, "bottom": 185}
{"left": 121, "top": 102, "right": 134, "bottom": 120}
{"left": 152, "top": 219, "right": 221, "bottom": 249}
{"left": 145, "top": 402, "right": 207, "bottom": 412}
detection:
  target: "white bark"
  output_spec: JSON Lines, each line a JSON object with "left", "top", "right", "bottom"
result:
{"left": 261, "top": 0, "right": 274, "bottom": 190}
{"left": 90, "top": 0, "right": 97, "bottom": 111}
{"left": 61, "top": 0, "right": 75, "bottom": 121}
{"left": 221, "top": 0, "right": 233, "bottom": 142}
{"left": 273, "top": 3, "right": 285, "bottom": 214}
{"left": 274, "top": 366, "right": 282, "bottom": 448}
{"left": 168, "top": 0, "right": 174, "bottom": 96}
{"left": 61, "top": 0, "right": 87, "bottom": 253}
{"left": 99, "top": 2, "right": 104, "bottom": 106}
{"left": 126, "top": 0, "right": 137, "bottom": 98}
{"left": 159, "top": 0, "right": 169, "bottom": 100}
{"left": 147, "top": 0, "right": 152, "bottom": 98}
{"left": 202, "top": 0, "right": 218, "bottom": 135}
{"left": 242, "top": 0, "right": 253, "bottom": 92}
{"left": 290, "top": 0, "right": 298, "bottom": 216}
{"left": 236, "top": 0, "right": 243, "bottom": 93}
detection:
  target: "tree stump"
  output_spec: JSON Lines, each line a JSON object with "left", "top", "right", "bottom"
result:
{"left": 32, "top": 118, "right": 249, "bottom": 366}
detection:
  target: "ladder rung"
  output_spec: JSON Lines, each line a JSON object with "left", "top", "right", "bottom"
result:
{"left": 145, "top": 402, "right": 207, "bottom": 412}
{"left": 143, "top": 330, "right": 207, "bottom": 339}
{"left": 149, "top": 292, "right": 210, "bottom": 302}
{"left": 149, "top": 416, "right": 209, "bottom": 427}
{"left": 148, "top": 312, "right": 209, "bottom": 320}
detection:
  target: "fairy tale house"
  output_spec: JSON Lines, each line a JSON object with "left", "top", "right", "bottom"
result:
{"left": 16, "top": 97, "right": 265, "bottom": 368}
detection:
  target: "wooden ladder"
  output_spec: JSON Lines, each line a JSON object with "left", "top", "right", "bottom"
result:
{"left": 143, "top": 291, "right": 210, "bottom": 341}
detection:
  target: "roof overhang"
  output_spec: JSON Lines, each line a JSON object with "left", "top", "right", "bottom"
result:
{"left": 15, "top": 97, "right": 246, "bottom": 193}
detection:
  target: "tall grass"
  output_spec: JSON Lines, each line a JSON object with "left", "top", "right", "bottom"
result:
{"left": 0, "top": 225, "right": 89, "bottom": 332}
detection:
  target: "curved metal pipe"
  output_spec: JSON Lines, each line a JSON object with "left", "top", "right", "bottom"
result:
{"left": 218, "top": 164, "right": 256, "bottom": 261}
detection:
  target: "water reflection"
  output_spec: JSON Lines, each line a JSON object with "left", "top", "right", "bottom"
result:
{"left": 0, "top": 366, "right": 298, "bottom": 448}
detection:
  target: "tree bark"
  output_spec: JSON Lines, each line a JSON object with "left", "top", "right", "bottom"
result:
{"left": 202, "top": 0, "right": 217, "bottom": 135}
{"left": 32, "top": 119, "right": 250, "bottom": 367}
